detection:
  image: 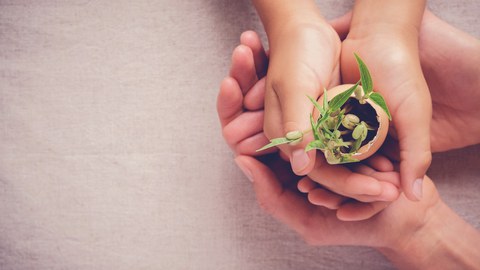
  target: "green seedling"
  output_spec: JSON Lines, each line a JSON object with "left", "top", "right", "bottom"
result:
{"left": 257, "top": 53, "right": 392, "bottom": 164}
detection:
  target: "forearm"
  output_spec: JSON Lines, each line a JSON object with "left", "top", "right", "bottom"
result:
{"left": 349, "top": 0, "right": 426, "bottom": 40}
{"left": 379, "top": 200, "right": 480, "bottom": 269}
{"left": 252, "top": 0, "right": 324, "bottom": 37}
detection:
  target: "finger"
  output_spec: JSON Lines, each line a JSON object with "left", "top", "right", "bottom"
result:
{"left": 308, "top": 157, "right": 383, "bottom": 199}
{"left": 217, "top": 77, "right": 244, "bottom": 128}
{"left": 236, "top": 132, "right": 277, "bottom": 156}
{"left": 230, "top": 45, "right": 258, "bottom": 93}
{"left": 244, "top": 77, "right": 266, "bottom": 111}
{"left": 234, "top": 155, "right": 317, "bottom": 236}
{"left": 336, "top": 201, "right": 390, "bottom": 221}
{"left": 395, "top": 95, "right": 432, "bottom": 201}
{"left": 308, "top": 187, "right": 345, "bottom": 210}
{"left": 364, "top": 154, "right": 394, "bottom": 172}
{"left": 240, "top": 30, "right": 268, "bottom": 78}
{"left": 263, "top": 87, "right": 312, "bottom": 171}
{"left": 351, "top": 164, "right": 400, "bottom": 187}
{"left": 350, "top": 164, "right": 401, "bottom": 202}
{"left": 274, "top": 79, "right": 319, "bottom": 175}
{"left": 328, "top": 11, "right": 352, "bottom": 41}
{"left": 223, "top": 111, "right": 264, "bottom": 148}
{"left": 297, "top": 177, "right": 319, "bottom": 193}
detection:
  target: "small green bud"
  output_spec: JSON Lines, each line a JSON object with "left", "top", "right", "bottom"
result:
{"left": 342, "top": 114, "right": 360, "bottom": 130}
{"left": 354, "top": 86, "right": 363, "bottom": 100}
{"left": 333, "top": 130, "right": 341, "bottom": 139}
{"left": 360, "top": 121, "right": 368, "bottom": 140}
{"left": 286, "top": 130, "right": 303, "bottom": 141}
{"left": 352, "top": 124, "right": 366, "bottom": 140}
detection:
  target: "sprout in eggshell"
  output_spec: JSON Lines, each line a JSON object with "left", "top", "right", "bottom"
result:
{"left": 257, "top": 53, "right": 392, "bottom": 165}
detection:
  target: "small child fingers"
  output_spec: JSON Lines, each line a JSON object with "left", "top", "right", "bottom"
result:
{"left": 351, "top": 164, "right": 401, "bottom": 188}
{"left": 336, "top": 201, "right": 390, "bottom": 221}
{"left": 364, "top": 154, "right": 394, "bottom": 172}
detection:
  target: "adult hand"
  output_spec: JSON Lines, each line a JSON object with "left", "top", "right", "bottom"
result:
{"left": 235, "top": 154, "right": 480, "bottom": 269}
{"left": 220, "top": 41, "right": 480, "bottom": 266}
{"left": 418, "top": 11, "right": 480, "bottom": 151}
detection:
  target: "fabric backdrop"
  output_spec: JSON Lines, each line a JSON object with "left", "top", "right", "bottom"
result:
{"left": 1, "top": 1, "right": 479, "bottom": 269}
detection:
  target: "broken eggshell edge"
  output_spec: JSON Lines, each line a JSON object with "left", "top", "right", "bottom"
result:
{"left": 316, "top": 84, "right": 389, "bottom": 161}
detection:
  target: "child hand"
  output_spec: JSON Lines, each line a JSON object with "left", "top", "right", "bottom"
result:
{"left": 253, "top": 1, "right": 342, "bottom": 176}
{"left": 329, "top": 3, "right": 432, "bottom": 201}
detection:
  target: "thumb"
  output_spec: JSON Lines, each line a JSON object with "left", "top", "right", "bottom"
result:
{"left": 234, "top": 155, "right": 315, "bottom": 235}
{"left": 274, "top": 80, "right": 320, "bottom": 176}
{"left": 395, "top": 94, "right": 432, "bottom": 201}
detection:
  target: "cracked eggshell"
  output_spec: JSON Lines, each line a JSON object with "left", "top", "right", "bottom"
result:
{"left": 317, "top": 84, "right": 389, "bottom": 161}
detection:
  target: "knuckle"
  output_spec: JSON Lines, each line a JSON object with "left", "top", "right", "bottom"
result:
{"left": 407, "top": 150, "right": 432, "bottom": 171}
{"left": 221, "top": 125, "right": 237, "bottom": 146}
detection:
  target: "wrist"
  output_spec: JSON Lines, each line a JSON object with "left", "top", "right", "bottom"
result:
{"left": 379, "top": 199, "right": 480, "bottom": 269}
{"left": 348, "top": 0, "right": 425, "bottom": 42}
{"left": 252, "top": 0, "right": 325, "bottom": 38}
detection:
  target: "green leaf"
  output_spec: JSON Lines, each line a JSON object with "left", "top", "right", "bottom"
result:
{"left": 369, "top": 92, "right": 392, "bottom": 120}
{"left": 354, "top": 53, "right": 373, "bottom": 96}
{"left": 305, "top": 140, "right": 326, "bottom": 152}
{"left": 256, "top": 137, "right": 290, "bottom": 152}
{"left": 321, "top": 122, "right": 334, "bottom": 137}
{"left": 335, "top": 110, "right": 345, "bottom": 130}
{"left": 322, "top": 88, "right": 328, "bottom": 112}
{"left": 328, "top": 81, "right": 360, "bottom": 112}
{"left": 307, "top": 95, "right": 324, "bottom": 117}
{"left": 350, "top": 137, "right": 363, "bottom": 153}
{"left": 310, "top": 114, "right": 320, "bottom": 140}
{"left": 317, "top": 112, "right": 329, "bottom": 126}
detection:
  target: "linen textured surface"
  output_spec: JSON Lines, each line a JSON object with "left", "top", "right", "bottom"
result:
{"left": 0, "top": 1, "right": 479, "bottom": 269}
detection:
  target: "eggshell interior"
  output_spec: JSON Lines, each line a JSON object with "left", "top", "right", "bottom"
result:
{"left": 316, "top": 84, "right": 389, "bottom": 161}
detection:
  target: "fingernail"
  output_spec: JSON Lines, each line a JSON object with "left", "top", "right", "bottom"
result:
{"left": 413, "top": 178, "right": 423, "bottom": 200}
{"left": 291, "top": 149, "right": 310, "bottom": 174}
{"left": 235, "top": 158, "right": 254, "bottom": 182}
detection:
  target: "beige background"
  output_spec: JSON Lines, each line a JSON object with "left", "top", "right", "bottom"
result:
{"left": 1, "top": 1, "right": 479, "bottom": 269}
